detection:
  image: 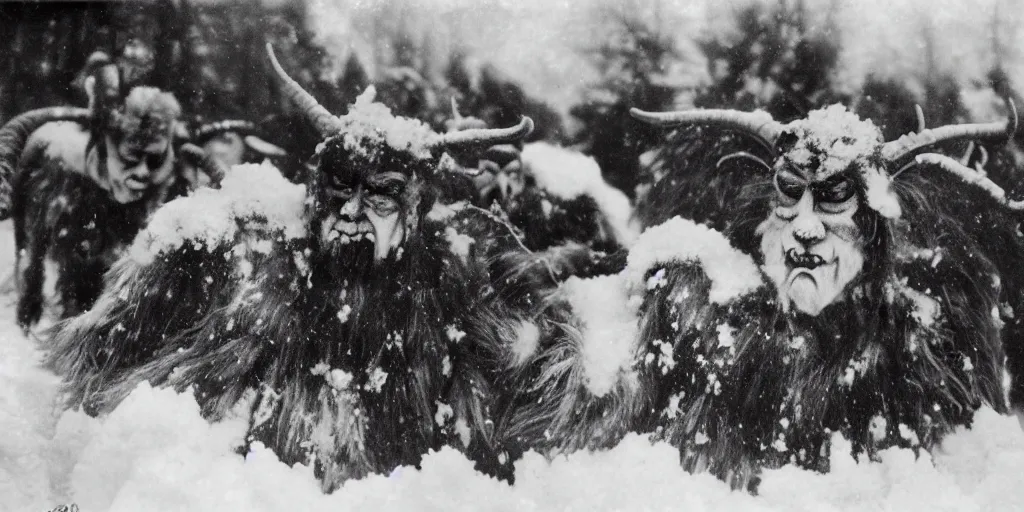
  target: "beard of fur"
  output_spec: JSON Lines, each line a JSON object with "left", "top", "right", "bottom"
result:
{"left": 59, "top": 214, "right": 515, "bottom": 492}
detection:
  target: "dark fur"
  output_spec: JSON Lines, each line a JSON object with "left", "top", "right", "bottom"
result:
{"left": 41, "top": 112, "right": 577, "bottom": 490}
{"left": 503, "top": 187, "right": 621, "bottom": 253}
{"left": 504, "top": 127, "right": 1018, "bottom": 490}
{"left": 11, "top": 133, "right": 189, "bottom": 328}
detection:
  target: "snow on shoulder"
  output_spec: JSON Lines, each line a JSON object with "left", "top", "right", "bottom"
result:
{"left": 521, "top": 142, "right": 638, "bottom": 245}
{"left": 337, "top": 86, "right": 438, "bottom": 161}
{"left": 560, "top": 273, "right": 640, "bottom": 397}
{"left": 129, "top": 161, "right": 307, "bottom": 264}
{"left": 625, "top": 216, "right": 763, "bottom": 304}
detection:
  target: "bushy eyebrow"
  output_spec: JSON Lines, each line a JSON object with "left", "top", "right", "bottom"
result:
{"left": 814, "top": 173, "right": 853, "bottom": 188}
{"left": 366, "top": 172, "right": 408, "bottom": 188}
{"left": 776, "top": 166, "right": 807, "bottom": 184}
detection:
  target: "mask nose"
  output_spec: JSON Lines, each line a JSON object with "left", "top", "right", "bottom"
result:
{"left": 126, "top": 161, "right": 151, "bottom": 181}
{"left": 791, "top": 191, "right": 825, "bottom": 246}
{"left": 338, "top": 191, "right": 364, "bottom": 222}
{"left": 496, "top": 173, "right": 511, "bottom": 201}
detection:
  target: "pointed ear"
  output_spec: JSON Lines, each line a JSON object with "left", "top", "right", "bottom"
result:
{"left": 84, "top": 76, "right": 97, "bottom": 111}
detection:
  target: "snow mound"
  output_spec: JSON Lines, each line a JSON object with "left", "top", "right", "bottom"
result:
{"left": 625, "top": 216, "right": 763, "bottom": 304}
{"left": 129, "top": 161, "right": 307, "bottom": 264}
{"left": 521, "top": 142, "right": 638, "bottom": 246}
{"left": 560, "top": 274, "right": 640, "bottom": 397}
{"left": 337, "top": 86, "right": 439, "bottom": 161}
{"left": 757, "top": 408, "right": 1024, "bottom": 512}
{"left": 784, "top": 104, "right": 883, "bottom": 178}
{"left": 34, "top": 382, "right": 1024, "bottom": 512}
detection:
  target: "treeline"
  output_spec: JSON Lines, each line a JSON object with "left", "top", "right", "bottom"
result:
{"left": 0, "top": 0, "right": 1020, "bottom": 196}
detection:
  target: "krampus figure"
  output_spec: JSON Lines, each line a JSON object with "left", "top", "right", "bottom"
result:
{"left": 444, "top": 104, "right": 635, "bottom": 253}
{"left": 507, "top": 102, "right": 1021, "bottom": 491}
{"left": 2, "top": 62, "right": 223, "bottom": 330}
{"left": 46, "top": 45, "right": 540, "bottom": 492}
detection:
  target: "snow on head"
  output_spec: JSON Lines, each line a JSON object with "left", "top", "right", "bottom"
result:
{"left": 560, "top": 273, "right": 640, "bottom": 397}
{"left": 334, "top": 86, "right": 439, "bottom": 161}
{"left": 625, "top": 216, "right": 763, "bottom": 304}
{"left": 129, "top": 161, "right": 307, "bottom": 264}
{"left": 521, "top": 142, "right": 638, "bottom": 246}
{"left": 782, "top": 104, "right": 883, "bottom": 179}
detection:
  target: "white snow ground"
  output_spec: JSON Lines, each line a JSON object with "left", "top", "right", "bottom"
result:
{"left": 3, "top": 217, "right": 1024, "bottom": 511}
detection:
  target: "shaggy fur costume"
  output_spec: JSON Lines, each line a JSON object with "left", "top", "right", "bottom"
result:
{"left": 12, "top": 121, "right": 189, "bottom": 328}
{"left": 503, "top": 128, "right": 1016, "bottom": 491}
{"left": 43, "top": 132, "right": 589, "bottom": 492}
{"left": 638, "top": 126, "right": 1024, "bottom": 409}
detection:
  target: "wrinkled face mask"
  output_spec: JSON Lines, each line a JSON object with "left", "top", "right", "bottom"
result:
{"left": 470, "top": 144, "right": 524, "bottom": 206}
{"left": 758, "top": 164, "right": 866, "bottom": 316}
{"left": 101, "top": 133, "right": 174, "bottom": 203}
{"left": 315, "top": 138, "right": 422, "bottom": 263}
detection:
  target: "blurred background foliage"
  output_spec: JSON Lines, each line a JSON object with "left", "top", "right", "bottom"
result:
{"left": 0, "top": 0, "right": 1020, "bottom": 196}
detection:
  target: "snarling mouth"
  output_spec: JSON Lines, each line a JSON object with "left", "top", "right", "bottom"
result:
{"left": 785, "top": 249, "right": 827, "bottom": 269}
{"left": 327, "top": 220, "right": 376, "bottom": 245}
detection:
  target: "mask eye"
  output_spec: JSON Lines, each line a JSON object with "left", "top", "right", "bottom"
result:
{"left": 775, "top": 171, "right": 805, "bottom": 202}
{"left": 814, "top": 177, "right": 856, "bottom": 204}
{"left": 365, "top": 194, "right": 399, "bottom": 215}
{"left": 145, "top": 152, "right": 166, "bottom": 169}
{"left": 326, "top": 175, "right": 355, "bottom": 200}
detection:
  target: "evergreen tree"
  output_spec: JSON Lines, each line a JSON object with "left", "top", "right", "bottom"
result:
{"left": 694, "top": 1, "right": 846, "bottom": 122}
{"left": 569, "top": 7, "right": 692, "bottom": 198}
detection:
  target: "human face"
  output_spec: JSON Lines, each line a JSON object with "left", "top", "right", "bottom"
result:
{"left": 319, "top": 168, "right": 412, "bottom": 262}
{"left": 757, "top": 165, "right": 865, "bottom": 316}
{"left": 103, "top": 134, "right": 174, "bottom": 203}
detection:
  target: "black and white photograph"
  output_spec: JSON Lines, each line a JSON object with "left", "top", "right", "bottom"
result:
{"left": 2, "top": 0, "right": 1024, "bottom": 510}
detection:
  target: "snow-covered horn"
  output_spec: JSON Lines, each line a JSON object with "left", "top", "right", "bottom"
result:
{"left": 195, "top": 120, "right": 257, "bottom": 141}
{"left": 0, "top": 106, "right": 91, "bottom": 220}
{"left": 265, "top": 43, "right": 346, "bottom": 138}
{"left": 431, "top": 116, "right": 534, "bottom": 149}
{"left": 629, "top": 107, "right": 784, "bottom": 152}
{"left": 881, "top": 98, "right": 1018, "bottom": 163}
{"left": 179, "top": 143, "right": 229, "bottom": 186}
{"left": 914, "top": 153, "right": 1024, "bottom": 210}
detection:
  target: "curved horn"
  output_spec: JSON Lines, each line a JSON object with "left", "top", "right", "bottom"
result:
{"left": 265, "top": 43, "right": 345, "bottom": 138}
{"left": 431, "top": 116, "right": 534, "bottom": 149}
{"left": 0, "top": 107, "right": 91, "bottom": 219}
{"left": 629, "top": 107, "right": 784, "bottom": 153}
{"left": 914, "top": 152, "right": 1024, "bottom": 210}
{"left": 914, "top": 104, "right": 926, "bottom": 133}
{"left": 882, "top": 98, "right": 1018, "bottom": 163}
{"left": 179, "top": 143, "right": 229, "bottom": 187}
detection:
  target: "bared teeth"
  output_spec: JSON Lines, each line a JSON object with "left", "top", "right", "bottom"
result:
{"left": 365, "top": 232, "right": 376, "bottom": 243}
{"left": 786, "top": 249, "right": 826, "bottom": 269}
{"left": 340, "top": 234, "right": 351, "bottom": 245}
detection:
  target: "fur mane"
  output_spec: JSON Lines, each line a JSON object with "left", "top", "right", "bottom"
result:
{"left": 46, "top": 199, "right": 539, "bottom": 491}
